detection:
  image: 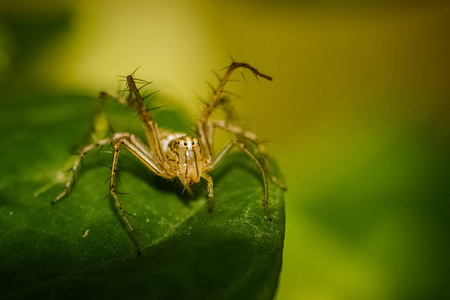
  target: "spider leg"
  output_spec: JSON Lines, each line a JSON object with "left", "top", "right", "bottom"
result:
{"left": 98, "top": 91, "right": 130, "bottom": 107}
{"left": 198, "top": 62, "right": 272, "bottom": 162}
{"left": 200, "top": 141, "right": 234, "bottom": 213}
{"left": 120, "top": 135, "right": 168, "bottom": 177}
{"left": 54, "top": 132, "right": 173, "bottom": 255}
{"left": 110, "top": 139, "right": 141, "bottom": 255}
{"left": 235, "top": 142, "right": 271, "bottom": 221}
{"left": 211, "top": 121, "right": 287, "bottom": 190}
{"left": 75, "top": 92, "right": 115, "bottom": 147}
{"left": 100, "top": 75, "right": 167, "bottom": 167}
{"left": 208, "top": 141, "right": 234, "bottom": 171}
{"left": 209, "top": 140, "right": 272, "bottom": 220}
{"left": 52, "top": 133, "right": 131, "bottom": 205}
{"left": 125, "top": 75, "right": 166, "bottom": 165}
{"left": 201, "top": 173, "right": 214, "bottom": 212}
{"left": 109, "top": 135, "right": 175, "bottom": 255}
{"left": 77, "top": 87, "right": 139, "bottom": 149}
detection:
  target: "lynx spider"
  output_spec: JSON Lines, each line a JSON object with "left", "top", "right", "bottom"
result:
{"left": 53, "top": 61, "right": 286, "bottom": 255}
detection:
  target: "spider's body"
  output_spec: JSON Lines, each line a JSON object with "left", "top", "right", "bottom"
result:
{"left": 166, "top": 135, "right": 204, "bottom": 186}
{"left": 53, "top": 62, "right": 285, "bottom": 255}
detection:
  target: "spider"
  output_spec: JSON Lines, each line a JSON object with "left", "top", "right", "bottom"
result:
{"left": 52, "top": 61, "right": 286, "bottom": 255}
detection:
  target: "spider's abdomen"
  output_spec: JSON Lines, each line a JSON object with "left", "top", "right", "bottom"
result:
{"left": 167, "top": 135, "right": 203, "bottom": 185}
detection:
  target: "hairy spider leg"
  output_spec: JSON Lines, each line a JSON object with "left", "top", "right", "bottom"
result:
{"left": 197, "top": 62, "right": 273, "bottom": 163}
{"left": 119, "top": 135, "right": 169, "bottom": 177}
{"left": 199, "top": 141, "right": 234, "bottom": 212}
{"left": 109, "top": 134, "right": 178, "bottom": 255}
{"left": 205, "top": 139, "right": 272, "bottom": 220}
{"left": 200, "top": 172, "right": 215, "bottom": 212}
{"left": 52, "top": 133, "right": 131, "bottom": 205}
{"left": 125, "top": 75, "right": 166, "bottom": 167}
{"left": 110, "top": 139, "right": 141, "bottom": 254}
{"left": 208, "top": 141, "right": 235, "bottom": 171}
{"left": 211, "top": 121, "right": 287, "bottom": 191}
{"left": 235, "top": 142, "right": 271, "bottom": 220}
{"left": 205, "top": 121, "right": 289, "bottom": 220}
{"left": 99, "top": 76, "right": 168, "bottom": 170}
{"left": 54, "top": 132, "right": 175, "bottom": 255}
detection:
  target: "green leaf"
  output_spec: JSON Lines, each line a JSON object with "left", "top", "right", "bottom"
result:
{"left": 0, "top": 91, "right": 285, "bottom": 300}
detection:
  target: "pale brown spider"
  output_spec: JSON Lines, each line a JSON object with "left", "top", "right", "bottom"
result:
{"left": 53, "top": 62, "right": 286, "bottom": 255}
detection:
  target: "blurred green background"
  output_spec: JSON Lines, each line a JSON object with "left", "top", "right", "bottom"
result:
{"left": 1, "top": 0, "right": 449, "bottom": 299}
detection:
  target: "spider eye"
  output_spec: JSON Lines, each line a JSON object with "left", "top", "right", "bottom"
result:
{"left": 192, "top": 142, "right": 194, "bottom": 145}
{"left": 184, "top": 142, "right": 187, "bottom": 146}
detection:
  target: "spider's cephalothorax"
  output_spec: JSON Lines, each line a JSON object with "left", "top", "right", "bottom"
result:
{"left": 53, "top": 61, "right": 286, "bottom": 255}
{"left": 166, "top": 135, "right": 204, "bottom": 189}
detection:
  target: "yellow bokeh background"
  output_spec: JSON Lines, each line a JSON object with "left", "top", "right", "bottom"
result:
{"left": 1, "top": 0, "right": 449, "bottom": 299}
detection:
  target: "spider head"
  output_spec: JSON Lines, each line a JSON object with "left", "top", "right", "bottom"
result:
{"left": 169, "top": 135, "right": 203, "bottom": 185}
